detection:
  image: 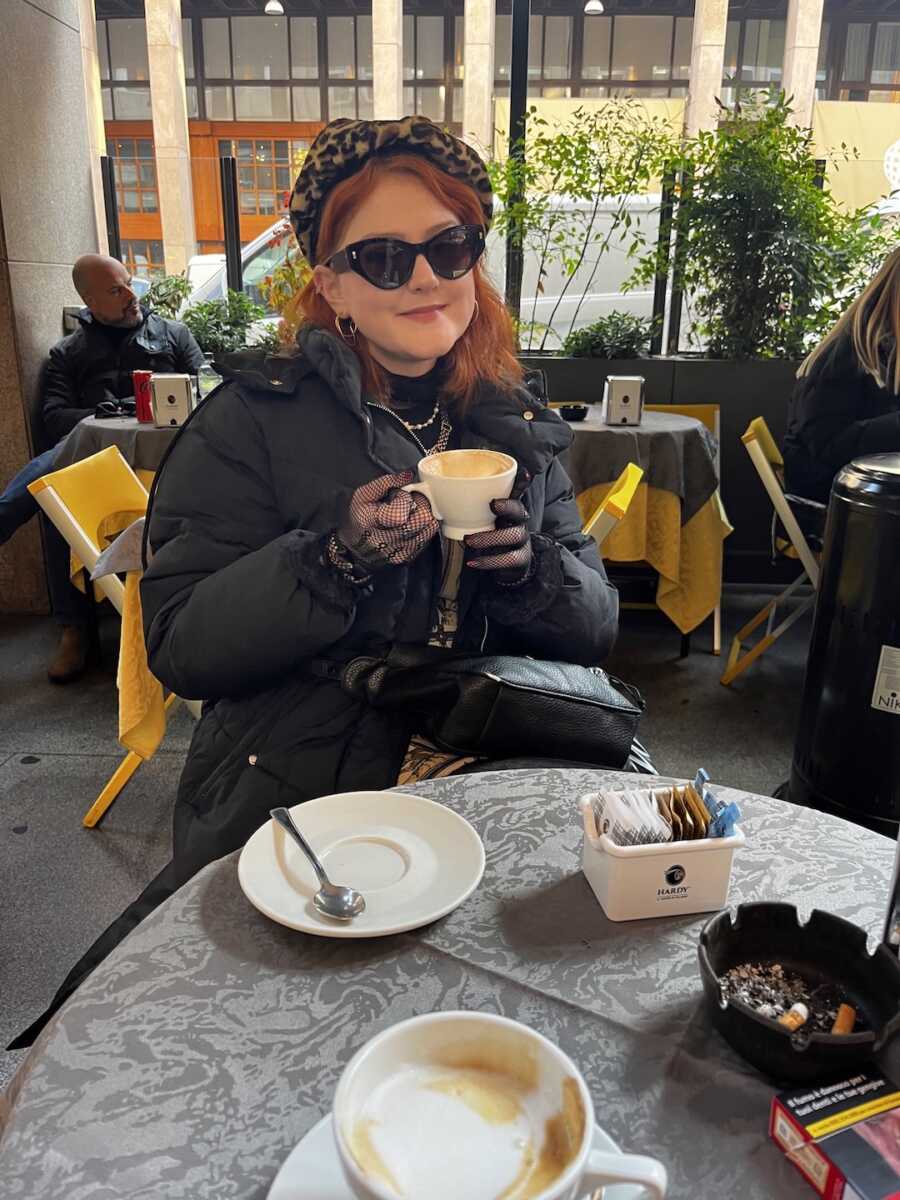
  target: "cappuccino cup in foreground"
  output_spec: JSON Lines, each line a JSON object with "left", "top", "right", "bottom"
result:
{"left": 333, "top": 1011, "right": 667, "bottom": 1200}
{"left": 402, "top": 449, "right": 517, "bottom": 540}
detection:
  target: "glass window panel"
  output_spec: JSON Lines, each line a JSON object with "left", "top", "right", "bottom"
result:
{"left": 454, "top": 17, "right": 464, "bottom": 81}
{"left": 137, "top": 139, "right": 153, "bottom": 159}
{"left": 358, "top": 85, "right": 374, "bottom": 119}
{"left": 543, "top": 17, "right": 572, "bottom": 80}
{"left": 240, "top": 194, "right": 256, "bottom": 215}
{"left": 872, "top": 24, "right": 900, "bottom": 84}
{"left": 143, "top": 191, "right": 158, "bottom": 212}
{"left": 274, "top": 140, "right": 289, "bottom": 160}
{"left": 582, "top": 16, "right": 611, "bottom": 81}
{"left": 113, "top": 87, "right": 152, "bottom": 119}
{"left": 416, "top": 85, "right": 445, "bottom": 122}
{"left": 204, "top": 86, "right": 234, "bottom": 119}
{"left": 123, "top": 191, "right": 140, "bottom": 212}
{"left": 528, "top": 15, "right": 542, "bottom": 80}
{"left": 580, "top": 86, "right": 608, "bottom": 98}
{"left": 108, "top": 19, "right": 148, "bottom": 81}
{"left": 611, "top": 84, "right": 670, "bottom": 97}
{"left": 495, "top": 14, "right": 511, "bottom": 80}
{"left": 259, "top": 194, "right": 277, "bottom": 215}
{"left": 276, "top": 166, "right": 290, "bottom": 189}
{"left": 868, "top": 89, "right": 900, "bottom": 101}
{"left": 541, "top": 86, "right": 572, "bottom": 98}
{"left": 723, "top": 21, "right": 740, "bottom": 77}
{"left": 404, "top": 84, "right": 415, "bottom": 111}
{"left": 357, "top": 16, "right": 373, "bottom": 80}
{"left": 416, "top": 17, "right": 444, "bottom": 80}
{"left": 234, "top": 86, "right": 291, "bottom": 120}
{"left": 186, "top": 85, "right": 199, "bottom": 119}
{"left": 842, "top": 24, "right": 870, "bottom": 80}
{"left": 102, "top": 88, "right": 113, "bottom": 120}
{"left": 218, "top": 139, "right": 232, "bottom": 157}
{"left": 232, "top": 17, "right": 289, "bottom": 81}
{"left": 742, "top": 19, "right": 784, "bottom": 82}
{"left": 612, "top": 16, "right": 674, "bottom": 82}
{"left": 291, "top": 17, "right": 318, "bottom": 79}
{"left": 119, "top": 162, "right": 138, "bottom": 185}
{"left": 453, "top": 83, "right": 463, "bottom": 122}
{"left": 239, "top": 166, "right": 254, "bottom": 187}
{"left": 673, "top": 18, "right": 693, "bottom": 80}
{"left": 139, "top": 162, "right": 155, "bottom": 185}
{"left": 203, "top": 19, "right": 230, "bottom": 78}
{"left": 817, "top": 22, "right": 829, "bottom": 81}
{"left": 182, "top": 19, "right": 194, "bottom": 77}
{"left": 256, "top": 140, "right": 272, "bottom": 161}
{"left": 328, "top": 85, "right": 357, "bottom": 118}
{"left": 292, "top": 86, "right": 321, "bottom": 120}
{"left": 838, "top": 87, "right": 868, "bottom": 101}
{"left": 237, "top": 140, "right": 252, "bottom": 159}
{"left": 257, "top": 165, "right": 274, "bottom": 188}
{"left": 404, "top": 16, "right": 415, "bottom": 80}
{"left": 328, "top": 17, "right": 355, "bottom": 79}
{"left": 98, "top": 21, "right": 110, "bottom": 81}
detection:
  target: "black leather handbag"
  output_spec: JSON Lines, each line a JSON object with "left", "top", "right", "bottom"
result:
{"left": 335, "top": 645, "right": 645, "bottom": 768}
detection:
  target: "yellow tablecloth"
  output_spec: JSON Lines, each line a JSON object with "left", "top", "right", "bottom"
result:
{"left": 577, "top": 481, "right": 732, "bottom": 634}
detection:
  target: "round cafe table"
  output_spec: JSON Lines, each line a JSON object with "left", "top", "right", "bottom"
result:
{"left": 52, "top": 415, "right": 179, "bottom": 486}
{"left": 1, "top": 768, "right": 897, "bottom": 1198}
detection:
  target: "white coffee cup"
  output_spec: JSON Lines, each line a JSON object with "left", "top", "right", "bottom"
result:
{"left": 402, "top": 449, "right": 517, "bottom": 540}
{"left": 333, "top": 1011, "right": 667, "bottom": 1200}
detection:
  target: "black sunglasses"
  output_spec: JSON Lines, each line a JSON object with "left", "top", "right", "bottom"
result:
{"left": 325, "top": 224, "right": 486, "bottom": 290}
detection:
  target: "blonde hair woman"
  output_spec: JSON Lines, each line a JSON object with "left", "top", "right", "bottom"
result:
{"left": 784, "top": 247, "right": 900, "bottom": 503}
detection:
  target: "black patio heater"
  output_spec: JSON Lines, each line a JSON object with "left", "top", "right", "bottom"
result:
{"left": 504, "top": 0, "right": 531, "bottom": 316}
{"left": 789, "top": 454, "right": 900, "bottom": 838}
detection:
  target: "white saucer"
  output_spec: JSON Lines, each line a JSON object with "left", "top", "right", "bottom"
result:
{"left": 238, "top": 790, "right": 485, "bottom": 938}
{"left": 268, "top": 1114, "right": 644, "bottom": 1199}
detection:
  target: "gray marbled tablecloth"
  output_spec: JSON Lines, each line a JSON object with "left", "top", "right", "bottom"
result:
{"left": 563, "top": 411, "right": 718, "bottom": 523}
{"left": 53, "top": 416, "right": 178, "bottom": 474}
{"left": 2, "top": 768, "right": 898, "bottom": 1199}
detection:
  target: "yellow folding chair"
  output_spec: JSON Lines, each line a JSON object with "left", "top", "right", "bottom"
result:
{"left": 28, "top": 445, "right": 198, "bottom": 826}
{"left": 719, "top": 417, "right": 821, "bottom": 687}
{"left": 582, "top": 462, "right": 644, "bottom": 543}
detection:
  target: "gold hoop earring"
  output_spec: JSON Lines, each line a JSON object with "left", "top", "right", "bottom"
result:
{"left": 334, "top": 314, "right": 357, "bottom": 344}
{"left": 468, "top": 299, "right": 480, "bottom": 329}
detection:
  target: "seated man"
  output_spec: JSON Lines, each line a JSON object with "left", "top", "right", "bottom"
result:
{"left": 0, "top": 253, "right": 204, "bottom": 682}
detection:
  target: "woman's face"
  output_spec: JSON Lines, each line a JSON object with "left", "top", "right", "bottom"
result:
{"left": 314, "top": 174, "right": 477, "bottom": 377}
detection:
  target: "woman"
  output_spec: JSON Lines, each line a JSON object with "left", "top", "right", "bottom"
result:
{"left": 785, "top": 247, "right": 900, "bottom": 505}
{"left": 10, "top": 118, "right": 621, "bottom": 1047}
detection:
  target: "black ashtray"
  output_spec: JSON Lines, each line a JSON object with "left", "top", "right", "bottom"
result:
{"left": 698, "top": 903, "right": 900, "bottom": 1083}
{"left": 559, "top": 404, "right": 589, "bottom": 422}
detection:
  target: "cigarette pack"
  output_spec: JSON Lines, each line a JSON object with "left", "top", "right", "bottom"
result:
{"left": 770, "top": 1067, "right": 900, "bottom": 1200}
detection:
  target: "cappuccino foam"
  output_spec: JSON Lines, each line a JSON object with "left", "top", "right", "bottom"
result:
{"left": 425, "top": 451, "right": 510, "bottom": 479}
{"left": 346, "top": 1064, "right": 582, "bottom": 1200}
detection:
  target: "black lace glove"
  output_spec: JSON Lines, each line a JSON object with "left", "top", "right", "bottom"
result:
{"left": 333, "top": 470, "right": 439, "bottom": 573}
{"left": 94, "top": 397, "right": 136, "bottom": 419}
{"left": 464, "top": 497, "right": 534, "bottom": 585}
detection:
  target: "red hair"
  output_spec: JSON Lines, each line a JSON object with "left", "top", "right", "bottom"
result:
{"left": 298, "top": 154, "right": 522, "bottom": 412}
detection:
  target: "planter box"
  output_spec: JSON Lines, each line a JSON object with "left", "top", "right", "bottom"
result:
{"left": 521, "top": 354, "right": 801, "bottom": 586}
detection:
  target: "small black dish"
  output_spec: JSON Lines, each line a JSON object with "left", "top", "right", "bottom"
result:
{"left": 698, "top": 903, "right": 900, "bottom": 1083}
{"left": 559, "top": 404, "right": 589, "bottom": 422}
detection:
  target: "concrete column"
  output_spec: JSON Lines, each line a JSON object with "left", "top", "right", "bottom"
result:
{"left": 78, "top": 0, "right": 108, "bottom": 255}
{"left": 0, "top": 0, "right": 99, "bottom": 615}
{"left": 684, "top": 0, "right": 729, "bottom": 135}
{"left": 783, "top": 0, "right": 825, "bottom": 128}
{"left": 145, "top": 0, "right": 196, "bottom": 275}
{"left": 372, "top": 0, "right": 403, "bottom": 121}
{"left": 462, "top": 0, "right": 495, "bottom": 156}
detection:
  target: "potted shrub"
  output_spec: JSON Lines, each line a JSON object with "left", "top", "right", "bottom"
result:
{"left": 181, "top": 289, "right": 279, "bottom": 361}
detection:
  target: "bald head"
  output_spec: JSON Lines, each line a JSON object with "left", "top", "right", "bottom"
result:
{"left": 72, "top": 254, "right": 142, "bottom": 328}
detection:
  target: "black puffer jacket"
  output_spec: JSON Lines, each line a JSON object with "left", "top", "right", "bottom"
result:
{"left": 784, "top": 334, "right": 900, "bottom": 503}
{"left": 141, "top": 327, "right": 618, "bottom": 885}
{"left": 42, "top": 307, "right": 205, "bottom": 443}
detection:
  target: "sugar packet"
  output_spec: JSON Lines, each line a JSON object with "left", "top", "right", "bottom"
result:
{"left": 694, "top": 768, "right": 741, "bottom": 838}
{"left": 583, "top": 788, "right": 672, "bottom": 848}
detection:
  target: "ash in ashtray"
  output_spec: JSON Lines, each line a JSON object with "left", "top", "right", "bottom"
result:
{"left": 719, "top": 963, "right": 865, "bottom": 1035}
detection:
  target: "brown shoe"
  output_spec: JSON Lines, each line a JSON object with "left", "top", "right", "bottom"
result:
{"left": 47, "top": 625, "right": 90, "bottom": 684}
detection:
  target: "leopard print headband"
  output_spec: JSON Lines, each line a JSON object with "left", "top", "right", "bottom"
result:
{"left": 289, "top": 116, "right": 494, "bottom": 264}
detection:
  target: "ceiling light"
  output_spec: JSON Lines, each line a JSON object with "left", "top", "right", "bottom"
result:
{"left": 584, "top": 0, "right": 605, "bottom": 13}
{"left": 264, "top": 0, "right": 284, "bottom": 14}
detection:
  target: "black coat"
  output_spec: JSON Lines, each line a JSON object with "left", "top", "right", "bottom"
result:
{"left": 42, "top": 307, "right": 205, "bottom": 443}
{"left": 141, "top": 326, "right": 619, "bottom": 885}
{"left": 784, "top": 335, "right": 900, "bottom": 503}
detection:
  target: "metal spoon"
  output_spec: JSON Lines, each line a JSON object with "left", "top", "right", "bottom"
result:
{"left": 269, "top": 806, "right": 366, "bottom": 922}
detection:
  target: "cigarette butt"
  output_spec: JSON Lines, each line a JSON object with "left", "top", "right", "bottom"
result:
{"left": 778, "top": 1003, "right": 809, "bottom": 1032}
{"left": 832, "top": 1004, "right": 856, "bottom": 1035}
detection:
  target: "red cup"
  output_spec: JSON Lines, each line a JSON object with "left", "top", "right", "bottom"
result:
{"left": 133, "top": 370, "right": 154, "bottom": 423}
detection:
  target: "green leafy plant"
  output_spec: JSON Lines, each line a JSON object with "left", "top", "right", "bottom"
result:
{"left": 181, "top": 290, "right": 278, "bottom": 357}
{"left": 630, "top": 93, "right": 893, "bottom": 359}
{"left": 146, "top": 273, "right": 192, "bottom": 319}
{"left": 488, "top": 102, "right": 677, "bottom": 352}
{"left": 259, "top": 244, "right": 312, "bottom": 347}
{"left": 561, "top": 311, "right": 656, "bottom": 358}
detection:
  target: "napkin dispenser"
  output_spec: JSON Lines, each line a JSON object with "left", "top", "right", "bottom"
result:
{"left": 602, "top": 376, "right": 644, "bottom": 426}
{"left": 151, "top": 373, "right": 193, "bottom": 427}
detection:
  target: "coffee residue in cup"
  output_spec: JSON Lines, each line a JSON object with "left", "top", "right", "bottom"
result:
{"left": 424, "top": 450, "right": 511, "bottom": 479}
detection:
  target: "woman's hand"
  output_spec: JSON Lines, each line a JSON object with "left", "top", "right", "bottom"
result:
{"left": 333, "top": 471, "right": 439, "bottom": 572}
{"left": 464, "top": 498, "right": 533, "bottom": 584}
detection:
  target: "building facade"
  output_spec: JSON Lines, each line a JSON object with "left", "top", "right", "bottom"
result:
{"left": 93, "top": 0, "right": 900, "bottom": 278}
